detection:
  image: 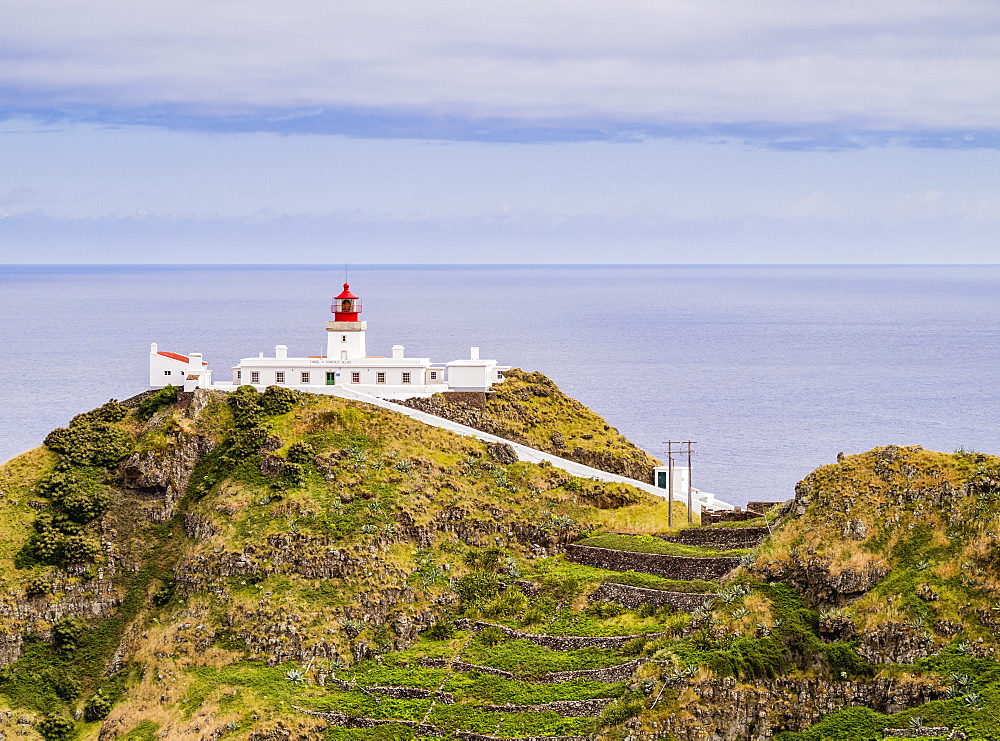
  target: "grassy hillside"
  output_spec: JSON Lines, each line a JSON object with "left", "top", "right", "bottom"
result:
{"left": 0, "top": 385, "right": 686, "bottom": 740}
{"left": 403, "top": 369, "right": 662, "bottom": 482}
{"left": 3, "top": 385, "right": 1000, "bottom": 741}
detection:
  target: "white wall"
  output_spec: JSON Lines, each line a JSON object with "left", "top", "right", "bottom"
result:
{"left": 325, "top": 322, "right": 367, "bottom": 359}
{"left": 149, "top": 348, "right": 190, "bottom": 388}
{"left": 447, "top": 362, "right": 494, "bottom": 391}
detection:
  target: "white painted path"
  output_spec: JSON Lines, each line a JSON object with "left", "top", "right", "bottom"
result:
{"left": 328, "top": 386, "right": 734, "bottom": 511}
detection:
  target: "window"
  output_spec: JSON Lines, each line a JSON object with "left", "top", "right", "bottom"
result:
{"left": 429, "top": 371, "right": 437, "bottom": 380}
{"left": 300, "top": 372, "right": 310, "bottom": 384}
{"left": 164, "top": 370, "right": 172, "bottom": 376}
{"left": 250, "top": 371, "right": 260, "bottom": 384}
{"left": 352, "top": 372, "right": 360, "bottom": 383}
{"left": 236, "top": 370, "right": 241, "bottom": 380}
{"left": 276, "top": 371, "right": 285, "bottom": 383}
{"left": 376, "top": 372, "right": 386, "bottom": 384}
{"left": 401, "top": 372, "right": 411, "bottom": 384}
{"left": 341, "top": 335, "right": 347, "bottom": 342}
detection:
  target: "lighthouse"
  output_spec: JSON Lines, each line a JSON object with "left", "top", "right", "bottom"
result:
{"left": 150, "top": 282, "right": 508, "bottom": 397}
{"left": 326, "top": 283, "right": 367, "bottom": 360}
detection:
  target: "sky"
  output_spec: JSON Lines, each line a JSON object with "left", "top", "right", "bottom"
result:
{"left": 1, "top": 0, "right": 999, "bottom": 263}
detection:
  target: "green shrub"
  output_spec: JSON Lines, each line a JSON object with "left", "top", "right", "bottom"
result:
{"left": 823, "top": 642, "right": 874, "bottom": 680}
{"left": 538, "top": 573, "right": 583, "bottom": 603}
{"left": 597, "top": 693, "right": 644, "bottom": 728}
{"left": 586, "top": 601, "right": 625, "bottom": 619}
{"left": 280, "top": 462, "right": 306, "bottom": 488}
{"left": 424, "top": 622, "right": 455, "bottom": 641}
{"left": 52, "top": 617, "right": 84, "bottom": 650}
{"left": 260, "top": 385, "right": 299, "bottom": 416}
{"left": 61, "top": 535, "right": 99, "bottom": 564}
{"left": 620, "top": 635, "right": 649, "bottom": 657}
{"left": 482, "top": 588, "right": 529, "bottom": 619}
{"left": 73, "top": 400, "right": 129, "bottom": 425}
{"left": 287, "top": 441, "right": 316, "bottom": 464}
{"left": 25, "top": 574, "right": 52, "bottom": 597}
{"left": 136, "top": 386, "right": 178, "bottom": 420}
{"left": 464, "top": 546, "right": 508, "bottom": 571}
{"left": 477, "top": 626, "right": 506, "bottom": 647}
{"left": 41, "top": 668, "right": 80, "bottom": 701}
{"left": 84, "top": 691, "right": 113, "bottom": 721}
{"left": 34, "top": 512, "right": 83, "bottom": 537}
{"left": 455, "top": 571, "right": 503, "bottom": 606}
{"left": 228, "top": 385, "right": 264, "bottom": 425}
{"left": 707, "top": 635, "right": 787, "bottom": 679}
{"left": 56, "top": 488, "right": 111, "bottom": 523}
{"left": 773, "top": 706, "right": 890, "bottom": 741}
{"left": 36, "top": 715, "right": 75, "bottom": 741}
{"left": 151, "top": 579, "right": 176, "bottom": 607}
{"left": 30, "top": 529, "right": 65, "bottom": 563}
{"left": 43, "top": 422, "right": 132, "bottom": 468}
{"left": 521, "top": 605, "right": 546, "bottom": 627}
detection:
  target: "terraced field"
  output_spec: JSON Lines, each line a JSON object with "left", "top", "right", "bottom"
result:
{"left": 226, "top": 522, "right": 772, "bottom": 740}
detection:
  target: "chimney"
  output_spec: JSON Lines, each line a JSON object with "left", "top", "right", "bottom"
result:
{"left": 188, "top": 352, "right": 203, "bottom": 368}
{"left": 275, "top": 344, "right": 288, "bottom": 360}
{"left": 150, "top": 342, "right": 158, "bottom": 354}
{"left": 392, "top": 345, "right": 404, "bottom": 359}
{"left": 470, "top": 346, "right": 480, "bottom": 360}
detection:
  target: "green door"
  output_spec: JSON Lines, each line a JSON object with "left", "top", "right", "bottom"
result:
{"left": 326, "top": 372, "right": 336, "bottom": 385}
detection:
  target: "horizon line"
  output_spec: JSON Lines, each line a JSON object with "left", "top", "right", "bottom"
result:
{"left": 3, "top": 263, "right": 1000, "bottom": 269}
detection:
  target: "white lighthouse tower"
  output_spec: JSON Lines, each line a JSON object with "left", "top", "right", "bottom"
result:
{"left": 326, "top": 283, "right": 366, "bottom": 360}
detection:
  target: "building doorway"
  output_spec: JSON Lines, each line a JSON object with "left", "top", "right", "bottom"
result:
{"left": 326, "top": 372, "right": 336, "bottom": 385}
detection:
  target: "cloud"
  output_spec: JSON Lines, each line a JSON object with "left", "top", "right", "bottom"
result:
{"left": 1, "top": 0, "right": 999, "bottom": 144}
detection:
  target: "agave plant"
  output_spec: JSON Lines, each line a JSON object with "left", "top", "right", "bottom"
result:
{"left": 908, "top": 716, "right": 924, "bottom": 729}
{"left": 286, "top": 668, "right": 306, "bottom": 684}
{"left": 950, "top": 672, "right": 973, "bottom": 689}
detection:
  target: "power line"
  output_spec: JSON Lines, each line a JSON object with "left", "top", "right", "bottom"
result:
{"left": 663, "top": 441, "right": 696, "bottom": 526}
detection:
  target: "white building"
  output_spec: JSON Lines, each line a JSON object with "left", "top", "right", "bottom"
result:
{"left": 149, "top": 283, "right": 508, "bottom": 399}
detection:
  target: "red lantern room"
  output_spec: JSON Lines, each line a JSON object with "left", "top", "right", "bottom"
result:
{"left": 331, "top": 283, "right": 362, "bottom": 321}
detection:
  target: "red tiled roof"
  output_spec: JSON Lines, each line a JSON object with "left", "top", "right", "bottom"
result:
{"left": 158, "top": 351, "right": 208, "bottom": 366}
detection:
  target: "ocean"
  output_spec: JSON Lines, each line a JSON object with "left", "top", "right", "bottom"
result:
{"left": 1, "top": 264, "right": 998, "bottom": 507}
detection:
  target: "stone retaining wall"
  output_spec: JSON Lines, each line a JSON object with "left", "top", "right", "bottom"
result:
{"left": 882, "top": 728, "right": 952, "bottom": 738}
{"left": 367, "top": 685, "right": 455, "bottom": 703}
{"left": 565, "top": 544, "right": 739, "bottom": 581}
{"left": 480, "top": 698, "right": 613, "bottom": 717}
{"left": 291, "top": 707, "right": 441, "bottom": 736}
{"left": 455, "top": 733, "right": 589, "bottom": 741}
{"left": 747, "top": 501, "right": 785, "bottom": 514}
{"left": 702, "top": 509, "right": 763, "bottom": 525}
{"left": 538, "top": 659, "right": 641, "bottom": 683}
{"left": 476, "top": 621, "right": 665, "bottom": 650}
{"left": 659, "top": 526, "right": 769, "bottom": 550}
{"left": 589, "top": 583, "right": 716, "bottom": 611}
{"left": 420, "top": 658, "right": 514, "bottom": 679}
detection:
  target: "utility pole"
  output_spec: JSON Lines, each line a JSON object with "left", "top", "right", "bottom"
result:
{"left": 663, "top": 440, "right": 697, "bottom": 525}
